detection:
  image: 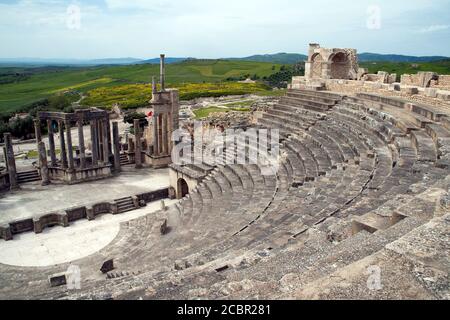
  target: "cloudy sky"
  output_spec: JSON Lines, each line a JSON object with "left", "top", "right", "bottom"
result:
{"left": 0, "top": 0, "right": 449, "bottom": 59}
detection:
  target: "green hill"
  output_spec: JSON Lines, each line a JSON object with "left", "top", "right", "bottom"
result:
{"left": 230, "top": 53, "right": 308, "bottom": 64}
{"left": 0, "top": 60, "right": 283, "bottom": 114}
{"left": 360, "top": 59, "right": 450, "bottom": 78}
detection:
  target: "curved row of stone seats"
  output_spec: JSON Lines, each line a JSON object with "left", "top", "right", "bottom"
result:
{"left": 282, "top": 149, "right": 306, "bottom": 187}
{"left": 181, "top": 121, "right": 379, "bottom": 266}
{"left": 107, "top": 161, "right": 280, "bottom": 274}
{"left": 75, "top": 166, "right": 382, "bottom": 298}
{"left": 0, "top": 160, "right": 276, "bottom": 298}
{"left": 114, "top": 175, "right": 449, "bottom": 300}
{"left": 284, "top": 139, "right": 318, "bottom": 180}
{"left": 66, "top": 89, "right": 428, "bottom": 298}
{"left": 301, "top": 129, "right": 346, "bottom": 169}
{"left": 316, "top": 121, "right": 367, "bottom": 159}
{"left": 287, "top": 89, "right": 343, "bottom": 102}
{"left": 355, "top": 92, "right": 447, "bottom": 122}
{"left": 280, "top": 96, "right": 333, "bottom": 113}
{"left": 337, "top": 97, "right": 449, "bottom": 165}
{"left": 67, "top": 90, "right": 449, "bottom": 299}
{"left": 259, "top": 113, "right": 310, "bottom": 135}
{"left": 292, "top": 135, "right": 332, "bottom": 176}
{"left": 285, "top": 89, "right": 342, "bottom": 110}
{"left": 335, "top": 144, "right": 430, "bottom": 228}
{"left": 316, "top": 105, "right": 428, "bottom": 226}
{"left": 409, "top": 130, "right": 438, "bottom": 162}
{"left": 265, "top": 108, "right": 318, "bottom": 128}
{"left": 425, "top": 123, "right": 450, "bottom": 162}
{"left": 353, "top": 96, "right": 432, "bottom": 131}
{"left": 274, "top": 102, "right": 328, "bottom": 122}
{"left": 122, "top": 137, "right": 292, "bottom": 270}
{"left": 2, "top": 89, "right": 448, "bottom": 300}
{"left": 335, "top": 102, "right": 405, "bottom": 144}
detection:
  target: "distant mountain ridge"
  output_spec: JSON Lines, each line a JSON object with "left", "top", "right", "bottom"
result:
{"left": 0, "top": 52, "right": 448, "bottom": 67}
{"left": 235, "top": 52, "right": 449, "bottom": 64}
{"left": 229, "top": 53, "right": 308, "bottom": 64}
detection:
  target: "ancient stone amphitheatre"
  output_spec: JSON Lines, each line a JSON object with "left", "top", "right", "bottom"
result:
{"left": 0, "top": 45, "right": 449, "bottom": 300}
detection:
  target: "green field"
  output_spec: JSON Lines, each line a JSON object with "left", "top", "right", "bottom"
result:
{"left": 82, "top": 82, "right": 273, "bottom": 110}
{"left": 0, "top": 60, "right": 283, "bottom": 114}
{"left": 2, "top": 58, "right": 450, "bottom": 117}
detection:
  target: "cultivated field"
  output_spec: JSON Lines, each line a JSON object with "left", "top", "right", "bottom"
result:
{"left": 0, "top": 60, "right": 283, "bottom": 114}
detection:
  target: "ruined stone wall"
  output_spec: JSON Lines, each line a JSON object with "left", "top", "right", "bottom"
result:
{"left": 431, "top": 75, "right": 450, "bottom": 90}
{"left": 401, "top": 74, "right": 422, "bottom": 86}
{"left": 361, "top": 71, "right": 397, "bottom": 84}
{"left": 311, "top": 55, "right": 323, "bottom": 78}
{"left": 306, "top": 44, "right": 358, "bottom": 80}
{"left": 321, "top": 79, "right": 450, "bottom": 112}
{"left": 401, "top": 72, "right": 439, "bottom": 88}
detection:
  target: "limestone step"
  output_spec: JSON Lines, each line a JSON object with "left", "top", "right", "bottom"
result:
{"left": 17, "top": 170, "right": 41, "bottom": 183}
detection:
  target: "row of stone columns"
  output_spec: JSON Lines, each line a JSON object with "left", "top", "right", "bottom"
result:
{"left": 152, "top": 112, "right": 172, "bottom": 157}
{"left": 35, "top": 117, "right": 120, "bottom": 175}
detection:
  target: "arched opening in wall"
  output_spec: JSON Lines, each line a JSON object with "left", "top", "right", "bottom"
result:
{"left": 311, "top": 53, "right": 323, "bottom": 78}
{"left": 425, "top": 74, "right": 439, "bottom": 88}
{"left": 177, "top": 178, "right": 189, "bottom": 199}
{"left": 330, "top": 52, "right": 351, "bottom": 79}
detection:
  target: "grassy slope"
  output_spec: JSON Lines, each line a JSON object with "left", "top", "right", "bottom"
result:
{"left": 82, "top": 82, "right": 272, "bottom": 109}
{"left": 0, "top": 60, "right": 282, "bottom": 113}
{"left": 2, "top": 59, "right": 450, "bottom": 115}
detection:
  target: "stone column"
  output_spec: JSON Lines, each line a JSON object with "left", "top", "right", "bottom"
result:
{"left": 65, "top": 120, "right": 74, "bottom": 171}
{"left": 4, "top": 133, "right": 18, "bottom": 190}
{"left": 102, "top": 119, "right": 110, "bottom": 165}
{"left": 2, "top": 147, "right": 8, "bottom": 172}
{"left": 97, "top": 120, "right": 103, "bottom": 163}
{"left": 134, "top": 119, "right": 142, "bottom": 169}
{"left": 58, "top": 121, "right": 68, "bottom": 169}
{"left": 47, "top": 120, "right": 57, "bottom": 167}
{"left": 34, "top": 119, "right": 43, "bottom": 167}
{"left": 128, "top": 137, "right": 135, "bottom": 154}
{"left": 77, "top": 119, "right": 86, "bottom": 169}
{"left": 322, "top": 62, "right": 332, "bottom": 79}
{"left": 162, "top": 113, "right": 168, "bottom": 155}
{"left": 152, "top": 76, "right": 157, "bottom": 94}
{"left": 168, "top": 112, "right": 173, "bottom": 153}
{"left": 38, "top": 141, "right": 50, "bottom": 186}
{"left": 160, "top": 54, "right": 165, "bottom": 91}
{"left": 158, "top": 115, "right": 163, "bottom": 155}
{"left": 107, "top": 119, "right": 112, "bottom": 156}
{"left": 90, "top": 121, "right": 98, "bottom": 166}
{"left": 34, "top": 119, "right": 42, "bottom": 144}
{"left": 153, "top": 113, "right": 159, "bottom": 157}
{"left": 112, "top": 122, "right": 121, "bottom": 173}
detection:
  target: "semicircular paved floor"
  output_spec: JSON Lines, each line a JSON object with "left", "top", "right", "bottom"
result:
{"left": 0, "top": 200, "right": 176, "bottom": 267}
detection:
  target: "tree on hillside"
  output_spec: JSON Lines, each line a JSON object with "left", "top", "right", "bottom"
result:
{"left": 8, "top": 115, "right": 34, "bottom": 140}
{"left": 124, "top": 112, "right": 148, "bottom": 129}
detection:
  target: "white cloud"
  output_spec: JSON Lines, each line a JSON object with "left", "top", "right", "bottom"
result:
{"left": 418, "top": 24, "right": 450, "bottom": 33}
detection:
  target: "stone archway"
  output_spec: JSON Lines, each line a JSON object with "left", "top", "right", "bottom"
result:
{"left": 311, "top": 53, "right": 324, "bottom": 78}
{"left": 177, "top": 178, "right": 189, "bottom": 199}
{"left": 329, "top": 52, "right": 352, "bottom": 79}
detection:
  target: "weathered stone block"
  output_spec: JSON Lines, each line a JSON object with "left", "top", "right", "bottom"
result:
{"left": 49, "top": 273, "right": 67, "bottom": 287}
{"left": 401, "top": 86, "right": 419, "bottom": 95}
{"left": 100, "top": 259, "right": 114, "bottom": 274}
